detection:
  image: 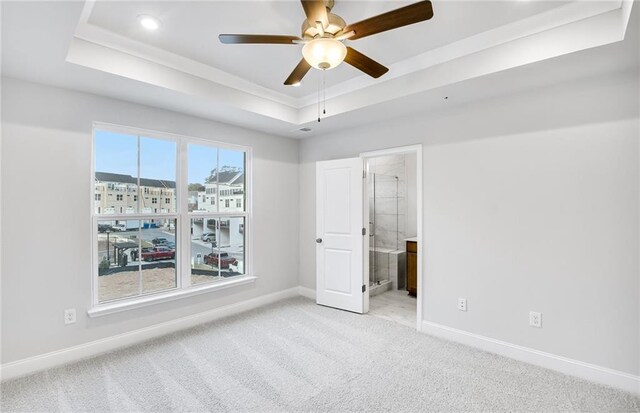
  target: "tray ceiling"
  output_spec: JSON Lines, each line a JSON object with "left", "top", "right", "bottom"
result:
{"left": 86, "top": 1, "right": 570, "bottom": 98}
{"left": 1, "top": 1, "right": 636, "bottom": 137}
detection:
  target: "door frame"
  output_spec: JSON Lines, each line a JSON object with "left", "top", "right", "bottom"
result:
{"left": 360, "top": 144, "right": 423, "bottom": 331}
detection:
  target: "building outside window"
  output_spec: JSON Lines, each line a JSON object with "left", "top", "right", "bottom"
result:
{"left": 92, "top": 125, "right": 249, "bottom": 311}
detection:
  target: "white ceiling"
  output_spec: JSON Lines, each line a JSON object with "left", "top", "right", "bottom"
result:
{"left": 1, "top": 1, "right": 637, "bottom": 138}
{"left": 86, "top": 1, "right": 570, "bottom": 97}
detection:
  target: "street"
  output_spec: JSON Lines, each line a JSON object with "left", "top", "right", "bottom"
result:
{"left": 97, "top": 226, "right": 244, "bottom": 269}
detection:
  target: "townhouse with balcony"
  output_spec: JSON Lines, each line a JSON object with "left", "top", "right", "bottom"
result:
{"left": 94, "top": 172, "right": 176, "bottom": 215}
{"left": 192, "top": 167, "right": 245, "bottom": 247}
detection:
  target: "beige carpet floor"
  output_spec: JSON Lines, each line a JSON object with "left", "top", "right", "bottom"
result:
{"left": 1, "top": 297, "right": 639, "bottom": 412}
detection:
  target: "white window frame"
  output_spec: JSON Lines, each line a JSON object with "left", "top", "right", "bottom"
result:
{"left": 89, "top": 122, "right": 254, "bottom": 317}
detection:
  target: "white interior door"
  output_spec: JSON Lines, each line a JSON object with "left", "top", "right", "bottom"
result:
{"left": 316, "top": 158, "right": 366, "bottom": 314}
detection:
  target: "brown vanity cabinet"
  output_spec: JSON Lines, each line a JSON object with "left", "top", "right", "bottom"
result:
{"left": 406, "top": 240, "right": 417, "bottom": 297}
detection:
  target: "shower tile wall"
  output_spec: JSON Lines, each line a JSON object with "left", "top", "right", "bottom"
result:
{"left": 369, "top": 155, "right": 407, "bottom": 250}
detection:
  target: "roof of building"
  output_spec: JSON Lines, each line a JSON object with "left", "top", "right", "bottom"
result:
{"left": 206, "top": 170, "right": 244, "bottom": 185}
{"left": 230, "top": 173, "right": 244, "bottom": 185}
{"left": 95, "top": 172, "right": 176, "bottom": 189}
{"left": 96, "top": 169, "right": 243, "bottom": 188}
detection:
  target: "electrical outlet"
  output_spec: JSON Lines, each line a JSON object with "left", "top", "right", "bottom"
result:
{"left": 64, "top": 308, "right": 76, "bottom": 325}
{"left": 529, "top": 311, "right": 542, "bottom": 328}
{"left": 458, "top": 298, "right": 467, "bottom": 312}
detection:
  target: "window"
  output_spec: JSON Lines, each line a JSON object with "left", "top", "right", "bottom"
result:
{"left": 92, "top": 125, "right": 250, "bottom": 312}
{"left": 187, "top": 144, "right": 246, "bottom": 285}
{"left": 225, "top": 199, "right": 230, "bottom": 208}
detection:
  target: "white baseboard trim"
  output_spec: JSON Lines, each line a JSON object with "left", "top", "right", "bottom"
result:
{"left": 0, "top": 287, "right": 301, "bottom": 382}
{"left": 421, "top": 320, "right": 640, "bottom": 395}
{"left": 298, "top": 286, "right": 316, "bottom": 300}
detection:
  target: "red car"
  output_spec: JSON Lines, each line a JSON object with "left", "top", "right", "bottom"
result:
{"left": 141, "top": 246, "right": 175, "bottom": 261}
{"left": 204, "top": 252, "right": 237, "bottom": 268}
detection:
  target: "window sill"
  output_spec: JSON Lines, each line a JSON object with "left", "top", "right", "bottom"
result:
{"left": 88, "top": 275, "right": 257, "bottom": 318}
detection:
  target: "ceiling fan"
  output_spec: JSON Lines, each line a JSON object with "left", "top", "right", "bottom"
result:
{"left": 219, "top": 0, "right": 434, "bottom": 86}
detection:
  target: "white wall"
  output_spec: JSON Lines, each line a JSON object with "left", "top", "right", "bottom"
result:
{"left": 299, "top": 71, "right": 639, "bottom": 376}
{"left": 0, "top": 78, "right": 300, "bottom": 364}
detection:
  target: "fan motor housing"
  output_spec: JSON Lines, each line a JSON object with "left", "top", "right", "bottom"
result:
{"left": 301, "top": 12, "right": 346, "bottom": 39}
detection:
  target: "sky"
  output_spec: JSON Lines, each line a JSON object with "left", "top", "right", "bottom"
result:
{"left": 95, "top": 130, "right": 244, "bottom": 183}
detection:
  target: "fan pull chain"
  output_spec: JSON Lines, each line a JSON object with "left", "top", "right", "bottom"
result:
{"left": 317, "top": 71, "right": 321, "bottom": 122}
{"left": 317, "top": 70, "right": 328, "bottom": 123}
{"left": 323, "top": 69, "right": 326, "bottom": 116}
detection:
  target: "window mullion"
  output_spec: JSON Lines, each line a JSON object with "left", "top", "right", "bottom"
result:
{"left": 137, "top": 135, "right": 143, "bottom": 297}
{"left": 179, "top": 139, "right": 191, "bottom": 289}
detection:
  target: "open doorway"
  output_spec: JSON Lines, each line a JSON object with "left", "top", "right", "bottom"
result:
{"left": 361, "top": 145, "right": 422, "bottom": 329}
{"left": 314, "top": 145, "right": 422, "bottom": 328}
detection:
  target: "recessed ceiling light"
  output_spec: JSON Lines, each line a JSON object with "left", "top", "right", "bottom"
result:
{"left": 292, "top": 82, "right": 301, "bottom": 87}
{"left": 138, "top": 15, "right": 160, "bottom": 31}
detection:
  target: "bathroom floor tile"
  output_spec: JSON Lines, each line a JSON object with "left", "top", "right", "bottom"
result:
{"left": 369, "top": 289, "right": 417, "bottom": 328}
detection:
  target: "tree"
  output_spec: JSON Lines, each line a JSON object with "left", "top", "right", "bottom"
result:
{"left": 188, "top": 183, "right": 205, "bottom": 192}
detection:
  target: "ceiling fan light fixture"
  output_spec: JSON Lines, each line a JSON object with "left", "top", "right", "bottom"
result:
{"left": 302, "top": 38, "right": 347, "bottom": 70}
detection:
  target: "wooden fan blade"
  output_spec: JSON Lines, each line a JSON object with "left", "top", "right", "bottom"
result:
{"left": 219, "top": 34, "right": 301, "bottom": 44}
{"left": 344, "top": 47, "right": 389, "bottom": 78}
{"left": 343, "top": 1, "right": 433, "bottom": 40}
{"left": 301, "top": 0, "right": 329, "bottom": 28}
{"left": 284, "top": 58, "right": 312, "bottom": 85}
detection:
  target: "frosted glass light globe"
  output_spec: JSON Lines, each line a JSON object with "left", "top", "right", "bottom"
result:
{"left": 302, "top": 38, "right": 347, "bottom": 70}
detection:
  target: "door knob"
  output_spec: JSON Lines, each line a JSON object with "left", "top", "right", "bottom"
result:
{"left": 316, "top": 238, "right": 323, "bottom": 244}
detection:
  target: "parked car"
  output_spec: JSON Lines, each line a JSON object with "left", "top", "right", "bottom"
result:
{"left": 98, "top": 224, "right": 113, "bottom": 233}
{"left": 141, "top": 246, "right": 175, "bottom": 261}
{"left": 204, "top": 252, "right": 237, "bottom": 268}
{"left": 201, "top": 233, "right": 216, "bottom": 242}
{"left": 152, "top": 237, "right": 168, "bottom": 245}
{"left": 165, "top": 241, "right": 176, "bottom": 250}
{"left": 111, "top": 224, "right": 127, "bottom": 232}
